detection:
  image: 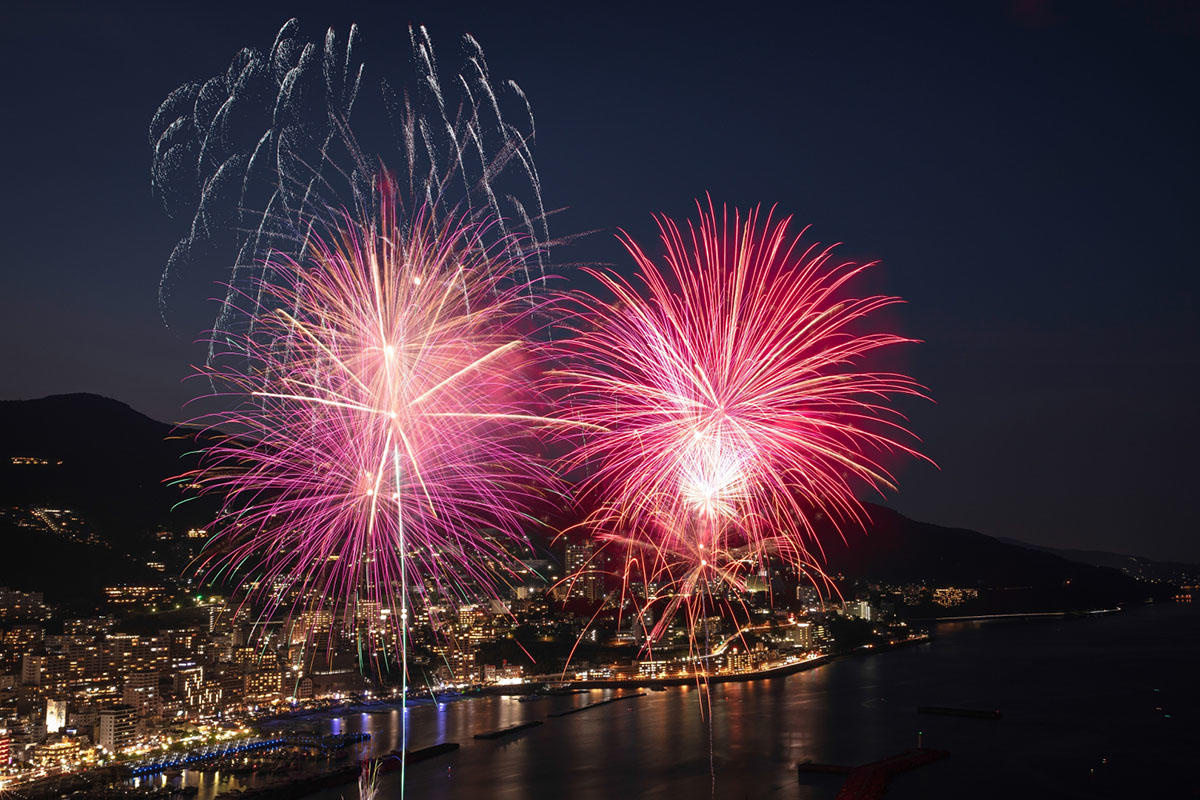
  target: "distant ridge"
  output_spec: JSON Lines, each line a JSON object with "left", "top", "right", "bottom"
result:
{"left": 0, "top": 393, "right": 1172, "bottom": 609}
{"left": 0, "top": 392, "right": 217, "bottom": 550}
{"left": 995, "top": 537, "right": 1199, "bottom": 584}
{"left": 816, "top": 503, "right": 1158, "bottom": 611}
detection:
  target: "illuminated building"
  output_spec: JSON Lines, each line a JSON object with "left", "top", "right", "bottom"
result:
{"left": 432, "top": 639, "right": 478, "bottom": 683}
{"left": 21, "top": 653, "right": 46, "bottom": 686}
{"left": 291, "top": 609, "right": 334, "bottom": 644}
{"left": 173, "top": 663, "right": 203, "bottom": 693}
{"left": 64, "top": 616, "right": 116, "bottom": 637}
{"left": 9, "top": 456, "right": 56, "bottom": 465}
{"left": 209, "top": 664, "right": 246, "bottom": 704}
{"left": 846, "top": 599, "right": 873, "bottom": 621}
{"left": 565, "top": 541, "right": 603, "bottom": 602}
{"left": 30, "top": 736, "right": 88, "bottom": 774}
{"left": 308, "top": 666, "right": 365, "bottom": 696}
{"left": 186, "top": 678, "right": 222, "bottom": 718}
{"left": 200, "top": 596, "right": 227, "bottom": 633}
{"left": 122, "top": 671, "right": 161, "bottom": 718}
{"left": 244, "top": 668, "right": 282, "bottom": 703}
{"left": 164, "top": 628, "right": 203, "bottom": 662}
{"left": 458, "top": 604, "right": 485, "bottom": 629}
{"left": 103, "top": 585, "right": 166, "bottom": 610}
{"left": 932, "top": 587, "right": 979, "bottom": 607}
{"left": 788, "top": 622, "right": 813, "bottom": 649}
{"left": 97, "top": 705, "right": 135, "bottom": 754}
{"left": 636, "top": 659, "right": 669, "bottom": 677}
{"left": 3, "top": 625, "right": 43, "bottom": 673}
{"left": 0, "top": 587, "right": 52, "bottom": 621}
{"left": 724, "top": 641, "right": 768, "bottom": 673}
{"left": 514, "top": 559, "right": 553, "bottom": 601}
{"left": 46, "top": 698, "right": 67, "bottom": 733}
{"left": 103, "top": 633, "right": 170, "bottom": 675}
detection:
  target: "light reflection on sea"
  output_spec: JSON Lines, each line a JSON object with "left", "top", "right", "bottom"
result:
{"left": 172, "top": 604, "right": 1195, "bottom": 799}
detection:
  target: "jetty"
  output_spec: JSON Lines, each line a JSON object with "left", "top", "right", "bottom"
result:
{"left": 474, "top": 720, "right": 544, "bottom": 740}
{"left": 547, "top": 692, "right": 646, "bottom": 718}
{"left": 374, "top": 741, "right": 461, "bottom": 772}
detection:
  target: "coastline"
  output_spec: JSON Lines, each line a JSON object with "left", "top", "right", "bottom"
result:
{"left": 260, "top": 604, "right": 1146, "bottom": 731}
{"left": 510, "top": 635, "right": 932, "bottom": 692}
{"left": 257, "top": 605, "right": 1139, "bottom": 727}
{"left": 914, "top": 606, "right": 1124, "bottom": 623}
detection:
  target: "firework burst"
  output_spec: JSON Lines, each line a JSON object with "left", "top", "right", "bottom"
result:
{"left": 187, "top": 172, "right": 559, "bottom": 657}
{"left": 553, "top": 200, "right": 928, "bottom": 657}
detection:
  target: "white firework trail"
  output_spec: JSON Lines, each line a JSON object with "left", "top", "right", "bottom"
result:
{"left": 150, "top": 18, "right": 555, "bottom": 367}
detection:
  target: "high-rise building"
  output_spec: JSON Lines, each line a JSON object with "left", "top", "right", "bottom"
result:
{"left": 0, "top": 587, "right": 52, "bottom": 621}
{"left": 163, "top": 628, "right": 202, "bottom": 662}
{"left": 788, "top": 622, "right": 813, "bottom": 650}
{"left": 4, "top": 624, "right": 44, "bottom": 659}
{"left": 243, "top": 668, "right": 282, "bottom": 703}
{"left": 174, "top": 664, "right": 203, "bottom": 695}
{"left": 20, "top": 653, "right": 46, "bottom": 686}
{"left": 97, "top": 705, "right": 135, "bottom": 754}
{"left": 846, "top": 599, "right": 873, "bottom": 622}
{"left": 565, "top": 542, "right": 592, "bottom": 575}
{"left": 565, "top": 542, "right": 603, "bottom": 602}
{"left": 123, "top": 672, "right": 161, "bottom": 718}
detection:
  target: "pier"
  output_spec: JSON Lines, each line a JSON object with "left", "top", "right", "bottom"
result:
{"left": 474, "top": 720, "right": 545, "bottom": 740}
{"left": 374, "top": 742, "right": 461, "bottom": 772}
{"left": 547, "top": 692, "right": 646, "bottom": 718}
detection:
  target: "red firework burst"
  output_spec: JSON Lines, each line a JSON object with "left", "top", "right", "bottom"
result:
{"left": 553, "top": 200, "right": 929, "bottom": 654}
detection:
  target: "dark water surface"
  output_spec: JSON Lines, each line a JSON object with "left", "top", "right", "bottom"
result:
{"left": 283, "top": 604, "right": 1197, "bottom": 799}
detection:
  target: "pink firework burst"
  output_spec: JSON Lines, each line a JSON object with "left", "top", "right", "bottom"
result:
{"left": 553, "top": 201, "right": 929, "bottom": 654}
{"left": 186, "top": 173, "right": 560, "bottom": 652}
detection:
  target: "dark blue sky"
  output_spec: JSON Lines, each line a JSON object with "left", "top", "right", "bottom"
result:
{"left": 2, "top": 1, "right": 1197, "bottom": 559}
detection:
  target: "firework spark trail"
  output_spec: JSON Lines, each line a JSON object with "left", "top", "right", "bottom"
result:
{"left": 150, "top": 18, "right": 552, "bottom": 360}
{"left": 190, "top": 178, "right": 561, "bottom": 632}
{"left": 183, "top": 174, "right": 565, "bottom": 785}
{"left": 552, "top": 199, "right": 929, "bottom": 661}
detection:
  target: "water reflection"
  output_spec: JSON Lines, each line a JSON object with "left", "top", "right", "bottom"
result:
{"left": 165, "top": 607, "right": 1195, "bottom": 799}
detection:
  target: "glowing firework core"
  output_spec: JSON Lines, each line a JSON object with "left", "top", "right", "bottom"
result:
{"left": 680, "top": 422, "right": 751, "bottom": 521}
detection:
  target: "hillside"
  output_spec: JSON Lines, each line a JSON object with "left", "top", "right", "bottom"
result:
{"left": 0, "top": 393, "right": 216, "bottom": 553}
{"left": 823, "top": 505, "right": 1160, "bottom": 611}
{"left": 995, "top": 537, "right": 1199, "bottom": 585}
{"left": 0, "top": 393, "right": 1167, "bottom": 611}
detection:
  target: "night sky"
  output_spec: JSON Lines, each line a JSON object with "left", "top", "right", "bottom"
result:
{"left": 2, "top": 1, "right": 1197, "bottom": 560}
